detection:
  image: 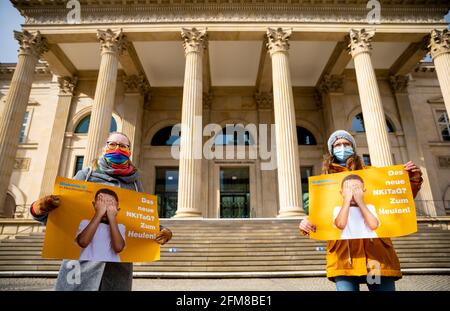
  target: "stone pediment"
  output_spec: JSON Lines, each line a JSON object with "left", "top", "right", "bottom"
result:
{"left": 11, "top": 0, "right": 450, "bottom": 25}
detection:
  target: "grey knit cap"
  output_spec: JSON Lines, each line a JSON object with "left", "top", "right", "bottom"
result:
{"left": 327, "top": 130, "right": 356, "bottom": 154}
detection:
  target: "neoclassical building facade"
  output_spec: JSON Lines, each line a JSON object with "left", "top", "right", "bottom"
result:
{"left": 0, "top": 0, "right": 449, "bottom": 219}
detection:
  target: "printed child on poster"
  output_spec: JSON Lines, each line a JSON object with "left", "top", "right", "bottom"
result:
{"left": 308, "top": 165, "right": 417, "bottom": 241}
{"left": 42, "top": 176, "right": 160, "bottom": 263}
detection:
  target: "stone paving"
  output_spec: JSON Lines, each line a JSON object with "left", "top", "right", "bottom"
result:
{"left": 0, "top": 275, "right": 449, "bottom": 291}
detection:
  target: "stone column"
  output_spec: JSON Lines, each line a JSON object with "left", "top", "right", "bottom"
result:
{"left": 40, "top": 76, "right": 78, "bottom": 197}
{"left": 174, "top": 28, "right": 207, "bottom": 218}
{"left": 429, "top": 29, "right": 450, "bottom": 115}
{"left": 348, "top": 29, "right": 393, "bottom": 167}
{"left": 83, "top": 29, "right": 125, "bottom": 167}
{"left": 267, "top": 28, "right": 303, "bottom": 217}
{"left": 122, "top": 74, "right": 150, "bottom": 168}
{"left": 0, "top": 31, "right": 48, "bottom": 216}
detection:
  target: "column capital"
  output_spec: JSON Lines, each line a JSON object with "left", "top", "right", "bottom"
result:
{"left": 389, "top": 75, "right": 409, "bottom": 94}
{"left": 266, "top": 27, "right": 292, "bottom": 55}
{"left": 348, "top": 28, "right": 375, "bottom": 58}
{"left": 97, "top": 29, "right": 127, "bottom": 55}
{"left": 57, "top": 76, "right": 78, "bottom": 95}
{"left": 429, "top": 29, "right": 450, "bottom": 59}
{"left": 254, "top": 92, "right": 273, "bottom": 110}
{"left": 123, "top": 74, "right": 150, "bottom": 96}
{"left": 181, "top": 28, "right": 208, "bottom": 55}
{"left": 14, "top": 30, "right": 49, "bottom": 59}
{"left": 318, "top": 74, "right": 344, "bottom": 94}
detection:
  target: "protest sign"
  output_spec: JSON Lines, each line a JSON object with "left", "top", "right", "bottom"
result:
{"left": 308, "top": 165, "right": 417, "bottom": 240}
{"left": 42, "top": 176, "right": 160, "bottom": 263}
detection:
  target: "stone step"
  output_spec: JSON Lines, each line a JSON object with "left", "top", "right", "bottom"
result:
{"left": 0, "top": 219, "right": 449, "bottom": 277}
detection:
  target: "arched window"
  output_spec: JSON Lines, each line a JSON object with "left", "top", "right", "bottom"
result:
{"left": 151, "top": 125, "right": 180, "bottom": 146}
{"left": 297, "top": 126, "right": 317, "bottom": 145}
{"left": 351, "top": 113, "right": 394, "bottom": 133}
{"left": 74, "top": 115, "right": 117, "bottom": 134}
{"left": 214, "top": 125, "right": 254, "bottom": 146}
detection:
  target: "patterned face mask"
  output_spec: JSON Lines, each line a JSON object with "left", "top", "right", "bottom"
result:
{"left": 333, "top": 145, "right": 354, "bottom": 162}
{"left": 103, "top": 145, "right": 131, "bottom": 165}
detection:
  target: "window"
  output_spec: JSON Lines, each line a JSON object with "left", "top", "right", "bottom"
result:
{"left": 155, "top": 167, "right": 179, "bottom": 218}
{"left": 151, "top": 126, "right": 180, "bottom": 146}
{"left": 73, "top": 156, "right": 84, "bottom": 176}
{"left": 351, "top": 112, "right": 394, "bottom": 133}
{"left": 19, "top": 111, "right": 30, "bottom": 144}
{"left": 214, "top": 125, "right": 254, "bottom": 146}
{"left": 436, "top": 110, "right": 450, "bottom": 141}
{"left": 297, "top": 127, "right": 317, "bottom": 145}
{"left": 362, "top": 154, "right": 371, "bottom": 166}
{"left": 74, "top": 115, "right": 117, "bottom": 134}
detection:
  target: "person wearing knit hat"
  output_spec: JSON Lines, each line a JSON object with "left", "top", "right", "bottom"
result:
{"left": 327, "top": 130, "right": 356, "bottom": 155}
{"left": 298, "top": 128, "right": 424, "bottom": 291}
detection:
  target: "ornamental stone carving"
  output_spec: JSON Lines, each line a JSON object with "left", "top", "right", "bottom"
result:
{"left": 266, "top": 27, "right": 292, "bottom": 55}
{"left": 203, "top": 92, "right": 213, "bottom": 110}
{"left": 13, "top": 30, "right": 49, "bottom": 58}
{"left": 15, "top": 2, "right": 447, "bottom": 25}
{"left": 254, "top": 92, "right": 273, "bottom": 110}
{"left": 97, "top": 29, "right": 127, "bottom": 55}
{"left": 389, "top": 75, "right": 409, "bottom": 93}
{"left": 348, "top": 28, "right": 375, "bottom": 57}
{"left": 123, "top": 74, "right": 151, "bottom": 96}
{"left": 57, "top": 76, "right": 78, "bottom": 95}
{"left": 318, "top": 74, "right": 344, "bottom": 94}
{"left": 181, "top": 28, "right": 208, "bottom": 55}
{"left": 429, "top": 29, "right": 450, "bottom": 59}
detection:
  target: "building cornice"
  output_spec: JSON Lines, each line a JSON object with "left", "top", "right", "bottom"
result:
{"left": 11, "top": 1, "right": 450, "bottom": 25}
{"left": 0, "top": 62, "right": 51, "bottom": 77}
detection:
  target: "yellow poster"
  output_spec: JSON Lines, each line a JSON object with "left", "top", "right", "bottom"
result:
{"left": 309, "top": 165, "right": 417, "bottom": 241}
{"left": 42, "top": 176, "right": 160, "bottom": 263}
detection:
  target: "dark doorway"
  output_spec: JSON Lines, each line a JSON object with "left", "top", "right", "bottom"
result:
{"left": 220, "top": 167, "right": 250, "bottom": 218}
{"left": 155, "top": 167, "right": 178, "bottom": 218}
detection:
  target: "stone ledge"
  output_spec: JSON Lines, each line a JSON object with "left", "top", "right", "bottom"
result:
{"left": 1, "top": 268, "right": 450, "bottom": 279}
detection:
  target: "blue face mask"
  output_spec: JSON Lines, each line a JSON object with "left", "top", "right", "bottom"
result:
{"left": 333, "top": 146, "right": 354, "bottom": 162}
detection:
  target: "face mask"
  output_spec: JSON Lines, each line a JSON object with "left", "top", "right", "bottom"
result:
{"left": 103, "top": 147, "right": 131, "bottom": 165}
{"left": 333, "top": 145, "right": 354, "bottom": 162}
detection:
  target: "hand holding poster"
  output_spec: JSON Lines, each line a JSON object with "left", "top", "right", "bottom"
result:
{"left": 308, "top": 165, "right": 417, "bottom": 240}
{"left": 42, "top": 176, "right": 160, "bottom": 263}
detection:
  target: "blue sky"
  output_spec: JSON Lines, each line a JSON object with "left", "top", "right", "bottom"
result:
{"left": 0, "top": 2, "right": 449, "bottom": 63}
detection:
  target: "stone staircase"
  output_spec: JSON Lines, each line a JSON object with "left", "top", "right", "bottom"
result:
{"left": 0, "top": 219, "right": 450, "bottom": 278}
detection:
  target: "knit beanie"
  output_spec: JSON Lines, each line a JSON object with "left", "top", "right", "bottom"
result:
{"left": 327, "top": 130, "right": 356, "bottom": 154}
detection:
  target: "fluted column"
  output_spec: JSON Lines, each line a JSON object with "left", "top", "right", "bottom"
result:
{"left": 83, "top": 29, "right": 125, "bottom": 167}
{"left": 0, "top": 31, "right": 48, "bottom": 216}
{"left": 349, "top": 29, "right": 393, "bottom": 167}
{"left": 267, "top": 28, "right": 303, "bottom": 218}
{"left": 174, "top": 28, "right": 206, "bottom": 218}
{"left": 429, "top": 29, "right": 450, "bottom": 115}
{"left": 40, "top": 76, "right": 78, "bottom": 197}
{"left": 122, "top": 74, "right": 150, "bottom": 167}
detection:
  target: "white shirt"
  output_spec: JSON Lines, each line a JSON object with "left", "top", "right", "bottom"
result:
{"left": 333, "top": 204, "right": 379, "bottom": 240}
{"left": 77, "top": 220, "right": 126, "bottom": 262}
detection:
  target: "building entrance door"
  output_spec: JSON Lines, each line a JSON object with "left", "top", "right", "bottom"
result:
{"left": 219, "top": 167, "right": 250, "bottom": 218}
{"left": 155, "top": 167, "right": 178, "bottom": 218}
